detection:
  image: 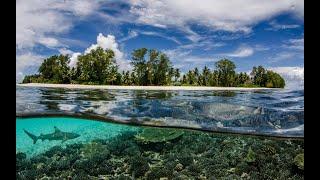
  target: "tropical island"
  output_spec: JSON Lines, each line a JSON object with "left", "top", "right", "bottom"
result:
{"left": 21, "top": 47, "right": 285, "bottom": 88}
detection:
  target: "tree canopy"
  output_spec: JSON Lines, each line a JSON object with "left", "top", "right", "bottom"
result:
{"left": 22, "top": 47, "right": 285, "bottom": 88}
{"left": 76, "top": 47, "right": 119, "bottom": 85}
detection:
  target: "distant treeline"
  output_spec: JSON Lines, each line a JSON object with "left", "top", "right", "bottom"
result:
{"left": 22, "top": 47, "right": 285, "bottom": 88}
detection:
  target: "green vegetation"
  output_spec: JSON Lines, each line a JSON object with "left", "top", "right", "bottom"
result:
{"left": 134, "top": 127, "right": 184, "bottom": 144}
{"left": 294, "top": 153, "right": 304, "bottom": 170}
{"left": 22, "top": 47, "right": 285, "bottom": 88}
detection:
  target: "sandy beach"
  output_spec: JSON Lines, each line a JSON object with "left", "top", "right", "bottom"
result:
{"left": 17, "top": 83, "right": 278, "bottom": 91}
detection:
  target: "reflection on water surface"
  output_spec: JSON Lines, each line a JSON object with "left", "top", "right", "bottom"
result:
{"left": 16, "top": 86, "right": 304, "bottom": 137}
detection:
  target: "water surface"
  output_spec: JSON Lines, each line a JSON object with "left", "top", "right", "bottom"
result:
{"left": 16, "top": 86, "right": 304, "bottom": 137}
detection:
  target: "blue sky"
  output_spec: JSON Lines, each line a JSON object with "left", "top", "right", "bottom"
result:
{"left": 16, "top": 0, "right": 304, "bottom": 87}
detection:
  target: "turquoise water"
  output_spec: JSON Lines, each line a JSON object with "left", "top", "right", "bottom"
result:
{"left": 16, "top": 117, "right": 304, "bottom": 179}
{"left": 16, "top": 86, "right": 304, "bottom": 179}
{"left": 16, "top": 117, "right": 138, "bottom": 157}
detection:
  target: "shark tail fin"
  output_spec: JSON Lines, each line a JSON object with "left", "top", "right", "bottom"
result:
{"left": 23, "top": 129, "right": 38, "bottom": 144}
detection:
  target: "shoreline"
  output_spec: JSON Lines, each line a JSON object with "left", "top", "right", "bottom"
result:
{"left": 17, "top": 83, "right": 279, "bottom": 91}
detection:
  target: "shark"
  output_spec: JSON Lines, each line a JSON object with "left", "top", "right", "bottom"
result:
{"left": 23, "top": 126, "right": 80, "bottom": 144}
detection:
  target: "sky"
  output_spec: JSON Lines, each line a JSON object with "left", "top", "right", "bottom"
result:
{"left": 16, "top": 0, "right": 304, "bottom": 88}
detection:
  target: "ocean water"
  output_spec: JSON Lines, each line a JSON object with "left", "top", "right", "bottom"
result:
{"left": 16, "top": 86, "right": 304, "bottom": 179}
{"left": 16, "top": 117, "right": 304, "bottom": 179}
{"left": 16, "top": 117, "right": 138, "bottom": 157}
{"left": 16, "top": 86, "right": 304, "bottom": 137}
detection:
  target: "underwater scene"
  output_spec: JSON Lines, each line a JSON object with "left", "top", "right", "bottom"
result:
{"left": 16, "top": 87, "right": 304, "bottom": 179}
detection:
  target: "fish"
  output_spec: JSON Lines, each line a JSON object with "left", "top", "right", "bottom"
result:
{"left": 194, "top": 102, "right": 264, "bottom": 121}
{"left": 23, "top": 126, "right": 80, "bottom": 144}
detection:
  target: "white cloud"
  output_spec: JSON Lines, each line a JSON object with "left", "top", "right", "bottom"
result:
{"left": 120, "top": 30, "right": 181, "bottom": 44}
{"left": 69, "top": 0, "right": 99, "bottom": 16}
{"left": 139, "top": 31, "right": 181, "bottom": 44}
{"left": 85, "top": 33, "right": 124, "bottom": 64}
{"left": 269, "top": 66, "right": 304, "bottom": 89}
{"left": 164, "top": 49, "right": 216, "bottom": 71}
{"left": 254, "top": 45, "right": 270, "bottom": 51}
{"left": 225, "top": 46, "right": 254, "bottom": 58}
{"left": 69, "top": 52, "right": 81, "bottom": 68}
{"left": 129, "top": 0, "right": 303, "bottom": 34}
{"left": 59, "top": 48, "right": 74, "bottom": 55}
{"left": 269, "top": 37, "right": 304, "bottom": 63}
{"left": 283, "top": 38, "right": 304, "bottom": 51}
{"left": 266, "top": 20, "right": 300, "bottom": 31}
{"left": 38, "top": 37, "right": 61, "bottom": 48}
{"left": 119, "top": 30, "right": 139, "bottom": 42}
{"left": 76, "top": 33, "right": 132, "bottom": 71}
{"left": 16, "top": 0, "right": 98, "bottom": 50}
{"left": 16, "top": 0, "right": 99, "bottom": 82}
{"left": 16, "top": 53, "right": 44, "bottom": 83}
{"left": 180, "top": 41, "right": 225, "bottom": 51}
{"left": 269, "top": 52, "right": 300, "bottom": 63}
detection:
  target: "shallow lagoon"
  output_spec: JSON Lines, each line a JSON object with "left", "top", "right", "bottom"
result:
{"left": 16, "top": 86, "right": 304, "bottom": 179}
{"left": 16, "top": 117, "right": 304, "bottom": 179}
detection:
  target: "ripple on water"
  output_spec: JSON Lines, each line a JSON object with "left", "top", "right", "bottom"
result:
{"left": 16, "top": 86, "right": 304, "bottom": 137}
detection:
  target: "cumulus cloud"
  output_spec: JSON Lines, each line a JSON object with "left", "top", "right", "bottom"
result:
{"left": 129, "top": 0, "right": 303, "bottom": 34}
{"left": 225, "top": 46, "right": 254, "bottom": 58}
{"left": 69, "top": 53, "right": 81, "bottom": 68}
{"left": 269, "top": 66, "right": 304, "bottom": 89}
{"left": 16, "top": 0, "right": 99, "bottom": 82}
{"left": 70, "top": 33, "right": 131, "bottom": 71}
{"left": 85, "top": 34, "right": 124, "bottom": 58}
{"left": 16, "top": 0, "right": 98, "bottom": 50}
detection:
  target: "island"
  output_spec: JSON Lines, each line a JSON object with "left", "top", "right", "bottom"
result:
{"left": 17, "top": 83, "right": 278, "bottom": 91}
{"left": 21, "top": 47, "right": 285, "bottom": 88}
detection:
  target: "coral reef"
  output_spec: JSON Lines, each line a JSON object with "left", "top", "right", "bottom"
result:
{"left": 294, "top": 153, "right": 304, "bottom": 170}
{"left": 245, "top": 147, "right": 256, "bottom": 163}
{"left": 134, "top": 127, "right": 184, "bottom": 144}
{"left": 16, "top": 128, "right": 304, "bottom": 179}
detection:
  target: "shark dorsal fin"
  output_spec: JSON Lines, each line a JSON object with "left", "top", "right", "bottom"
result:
{"left": 54, "top": 126, "right": 61, "bottom": 133}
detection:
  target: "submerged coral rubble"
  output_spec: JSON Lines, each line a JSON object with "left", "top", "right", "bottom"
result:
{"left": 16, "top": 127, "right": 304, "bottom": 180}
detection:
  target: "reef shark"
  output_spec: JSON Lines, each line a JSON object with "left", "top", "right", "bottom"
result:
{"left": 23, "top": 126, "right": 80, "bottom": 144}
